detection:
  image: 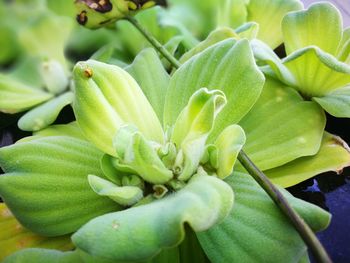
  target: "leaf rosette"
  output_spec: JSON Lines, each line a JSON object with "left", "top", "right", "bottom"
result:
{"left": 252, "top": 2, "right": 350, "bottom": 118}
{"left": 0, "top": 39, "right": 346, "bottom": 262}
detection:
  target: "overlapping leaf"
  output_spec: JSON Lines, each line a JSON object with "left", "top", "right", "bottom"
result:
{"left": 125, "top": 48, "right": 170, "bottom": 122}
{"left": 164, "top": 39, "right": 264, "bottom": 141}
{"left": 0, "top": 136, "right": 120, "bottom": 236}
{"left": 18, "top": 92, "right": 74, "bottom": 131}
{"left": 197, "top": 172, "right": 330, "bottom": 263}
{"left": 0, "top": 75, "right": 52, "bottom": 114}
{"left": 72, "top": 175, "right": 234, "bottom": 261}
{"left": 0, "top": 204, "right": 73, "bottom": 261}
{"left": 246, "top": 0, "right": 303, "bottom": 49}
{"left": 73, "top": 60, "right": 165, "bottom": 156}
{"left": 239, "top": 77, "right": 325, "bottom": 170}
{"left": 265, "top": 132, "right": 350, "bottom": 187}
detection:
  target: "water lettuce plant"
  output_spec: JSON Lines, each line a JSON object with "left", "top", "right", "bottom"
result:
{"left": 253, "top": 2, "right": 350, "bottom": 118}
{"left": 0, "top": 0, "right": 350, "bottom": 262}
{"left": 0, "top": 38, "right": 347, "bottom": 262}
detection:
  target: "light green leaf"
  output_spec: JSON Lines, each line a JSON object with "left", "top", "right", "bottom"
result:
{"left": 0, "top": 136, "right": 120, "bottom": 236}
{"left": 9, "top": 57, "right": 44, "bottom": 88}
{"left": 171, "top": 88, "right": 226, "bottom": 180}
{"left": 113, "top": 126, "right": 173, "bottom": 184}
{"left": 33, "top": 122, "right": 84, "bottom": 140}
{"left": 265, "top": 132, "right": 350, "bottom": 187}
{"left": 125, "top": 48, "right": 170, "bottom": 122}
{"left": 0, "top": 75, "right": 52, "bottom": 114}
{"left": 0, "top": 204, "right": 73, "bottom": 262}
{"left": 218, "top": 0, "right": 248, "bottom": 29}
{"left": 164, "top": 39, "right": 264, "bottom": 141}
{"left": 253, "top": 41, "right": 350, "bottom": 98}
{"left": 337, "top": 27, "right": 350, "bottom": 63}
{"left": 88, "top": 175, "right": 143, "bottom": 206}
{"left": 3, "top": 249, "right": 82, "bottom": 263}
{"left": 39, "top": 60, "right": 69, "bottom": 95}
{"left": 100, "top": 154, "right": 123, "bottom": 185}
{"left": 18, "top": 92, "right": 74, "bottom": 131}
{"left": 235, "top": 22, "right": 259, "bottom": 40}
{"left": 73, "top": 60, "right": 165, "bottom": 156}
{"left": 198, "top": 172, "right": 330, "bottom": 263}
{"left": 72, "top": 175, "right": 234, "bottom": 262}
{"left": 282, "top": 2, "right": 342, "bottom": 56}
{"left": 246, "top": 0, "right": 303, "bottom": 49}
{"left": 179, "top": 27, "right": 238, "bottom": 64}
{"left": 239, "top": 77, "right": 325, "bottom": 170}
{"left": 214, "top": 124, "right": 246, "bottom": 179}
{"left": 19, "top": 13, "right": 73, "bottom": 69}
{"left": 284, "top": 46, "right": 350, "bottom": 97}
{"left": 251, "top": 39, "right": 297, "bottom": 87}
{"left": 3, "top": 247, "right": 183, "bottom": 263}
{"left": 313, "top": 86, "right": 350, "bottom": 117}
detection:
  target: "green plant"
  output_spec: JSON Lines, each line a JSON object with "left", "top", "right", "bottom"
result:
{"left": 0, "top": 0, "right": 350, "bottom": 262}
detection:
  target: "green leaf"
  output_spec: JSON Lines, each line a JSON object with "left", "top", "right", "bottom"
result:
{"left": 19, "top": 13, "right": 73, "bottom": 69}
{"left": 100, "top": 154, "right": 123, "bottom": 185}
{"left": 313, "top": 86, "right": 350, "bottom": 117}
{"left": 125, "top": 48, "right": 170, "bottom": 122}
{"left": 88, "top": 175, "right": 143, "bottom": 206}
{"left": 18, "top": 92, "right": 74, "bottom": 131}
{"left": 251, "top": 39, "right": 297, "bottom": 87}
{"left": 239, "top": 77, "right": 326, "bottom": 170}
{"left": 72, "top": 175, "right": 234, "bottom": 262}
{"left": 73, "top": 60, "right": 165, "bottom": 156}
{"left": 0, "top": 75, "right": 52, "bottom": 114}
{"left": 218, "top": 0, "right": 248, "bottom": 29}
{"left": 0, "top": 136, "right": 120, "bottom": 236}
{"left": 283, "top": 47, "right": 350, "bottom": 97}
{"left": 171, "top": 88, "right": 226, "bottom": 181}
{"left": 265, "top": 132, "right": 350, "bottom": 187}
{"left": 33, "top": 122, "right": 84, "bottom": 140}
{"left": 246, "top": 0, "right": 303, "bottom": 49}
{"left": 197, "top": 172, "right": 330, "bottom": 263}
{"left": 235, "top": 22, "right": 259, "bottom": 40}
{"left": 282, "top": 2, "right": 342, "bottom": 56}
{"left": 9, "top": 57, "right": 44, "bottom": 88}
{"left": 214, "top": 124, "right": 246, "bottom": 179}
{"left": 39, "top": 60, "right": 69, "bottom": 95}
{"left": 179, "top": 27, "right": 238, "bottom": 64}
{"left": 3, "top": 247, "right": 183, "bottom": 263}
{"left": 164, "top": 39, "right": 264, "bottom": 141}
{"left": 113, "top": 125, "right": 173, "bottom": 184}
{"left": 253, "top": 41, "right": 350, "bottom": 98}
{"left": 0, "top": 204, "right": 73, "bottom": 262}
{"left": 3, "top": 249, "right": 82, "bottom": 263}
{"left": 337, "top": 28, "right": 350, "bottom": 63}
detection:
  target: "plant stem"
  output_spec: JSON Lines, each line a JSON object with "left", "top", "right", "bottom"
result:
{"left": 126, "top": 16, "right": 332, "bottom": 263}
{"left": 238, "top": 151, "right": 332, "bottom": 263}
{"left": 125, "top": 16, "right": 181, "bottom": 69}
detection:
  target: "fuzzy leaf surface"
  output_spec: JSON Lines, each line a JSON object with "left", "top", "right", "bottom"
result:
{"left": 0, "top": 136, "right": 120, "bottom": 236}
{"left": 265, "top": 132, "right": 350, "bottom": 187}
{"left": 239, "top": 77, "right": 325, "bottom": 170}
{"left": 198, "top": 172, "right": 330, "bottom": 263}
{"left": 72, "top": 175, "right": 234, "bottom": 262}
